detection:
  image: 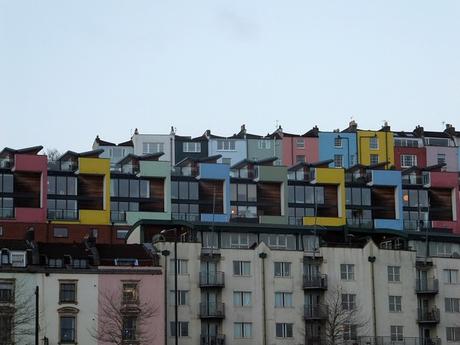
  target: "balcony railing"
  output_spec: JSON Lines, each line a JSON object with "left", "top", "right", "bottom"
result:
{"left": 172, "top": 213, "right": 200, "bottom": 222}
{"left": 199, "top": 271, "right": 225, "bottom": 288}
{"left": 344, "top": 337, "right": 441, "bottom": 345}
{"left": 303, "top": 274, "right": 328, "bottom": 290}
{"left": 415, "top": 279, "right": 439, "bottom": 294}
{"left": 304, "top": 304, "right": 328, "bottom": 320}
{"left": 110, "top": 210, "right": 127, "bottom": 223}
{"left": 404, "top": 220, "right": 431, "bottom": 231}
{"left": 47, "top": 209, "right": 79, "bottom": 221}
{"left": 0, "top": 208, "right": 14, "bottom": 219}
{"left": 200, "top": 335, "right": 225, "bottom": 345}
{"left": 199, "top": 302, "right": 225, "bottom": 319}
{"left": 347, "top": 218, "right": 374, "bottom": 229}
{"left": 417, "top": 308, "right": 440, "bottom": 323}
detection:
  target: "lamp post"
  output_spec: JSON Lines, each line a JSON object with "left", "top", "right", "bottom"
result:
{"left": 161, "top": 228, "right": 178, "bottom": 345}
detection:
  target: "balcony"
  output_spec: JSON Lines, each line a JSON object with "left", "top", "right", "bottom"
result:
{"left": 402, "top": 173, "right": 430, "bottom": 187}
{"left": 415, "top": 279, "right": 439, "bottom": 294}
{"left": 304, "top": 304, "right": 328, "bottom": 321}
{"left": 303, "top": 274, "right": 328, "bottom": 290}
{"left": 199, "top": 302, "right": 225, "bottom": 319}
{"left": 0, "top": 208, "right": 14, "bottom": 219}
{"left": 47, "top": 209, "right": 79, "bottom": 221}
{"left": 417, "top": 308, "right": 440, "bottom": 324}
{"left": 347, "top": 218, "right": 374, "bottom": 229}
{"left": 404, "top": 220, "right": 431, "bottom": 231}
{"left": 200, "top": 335, "right": 225, "bottom": 345}
{"left": 356, "top": 337, "right": 441, "bottom": 345}
{"left": 172, "top": 213, "right": 200, "bottom": 222}
{"left": 199, "top": 271, "right": 225, "bottom": 288}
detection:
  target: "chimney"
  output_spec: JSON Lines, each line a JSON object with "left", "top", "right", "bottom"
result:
{"left": 445, "top": 123, "right": 456, "bottom": 136}
{"left": 414, "top": 125, "right": 424, "bottom": 137}
{"left": 134, "top": 128, "right": 139, "bottom": 135}
{"left": 348, "top": 120, "right": 358, "bottom": 132}
{"left": 240, "top": 124, "right": 246, "bottom": 135}
{"left": 311, "top": 126, "right": 319, "bottom": 136}
{"left": 381, "top": 121, "right": 391, "bottom": 132}
{"left": 333, "top": 128, "right": 340, "bottom": 133}
{"left": 170, "top": 126, "right": 176, "bottom": 135}
{"left": 204, "top": 129, "right": 211, "bottom": 138}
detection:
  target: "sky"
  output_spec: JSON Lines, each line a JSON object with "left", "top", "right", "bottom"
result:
{"left": 1, "top": 0, "right": 459, "bottom": 153}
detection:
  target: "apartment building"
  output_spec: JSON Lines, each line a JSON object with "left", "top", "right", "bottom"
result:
{"left": 0, "top": 236, "right": 164, "bottom": 345}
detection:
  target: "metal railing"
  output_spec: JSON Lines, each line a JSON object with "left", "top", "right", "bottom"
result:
{"left": 339, "top": 337, "right": 442, "bottom": 345}
{"left": 199, "top": 271, "right": 225, "bottom": 288}
{"left": 304, "top": 304, "right": 328, "bottom": 320}
{"left": 199, "top": 302, "right": 225, "bottom": 318}
{"left": 47, "top": 209, "right": 78, "bottom": 220}
{"left": 303, "top": 274, "right": 328, "bottom": 289}
{"left": 172, "top": 213, "right": 200, "bottom": 222}
{"left": 200, "top": 335, "right": 225, "bottom": 345}
{"left": 415, "top": 279, "right": 439, "bottom": 294}
{"left": 417, "top": 308, "right": 440, "bottom": 323}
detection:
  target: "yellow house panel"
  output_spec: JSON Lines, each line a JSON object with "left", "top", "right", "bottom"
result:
{"left": 79, "top": 210, "right": 110, "bottom": 225}
{"left": 357, "top": 131, "right": 394, "bottom": 168}
{"left": 303, "top": 168, "right": 346, "bottom": 227}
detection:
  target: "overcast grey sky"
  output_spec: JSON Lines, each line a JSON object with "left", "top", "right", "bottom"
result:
{"left": 1, "top": 1, "right": 459, "bottom": 152}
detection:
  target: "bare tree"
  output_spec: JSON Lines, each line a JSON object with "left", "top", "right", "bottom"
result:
{"left": 46, "top": 148, "right": 61, "bottom": 162}
{"left": 90, "top": 284, "right": 159, "bottom": 345}
{"left": 324, "top": 285, "right": 369, "bottom": 345}
{"left": 0, "top": 278, "right": 35, "bottom": 344}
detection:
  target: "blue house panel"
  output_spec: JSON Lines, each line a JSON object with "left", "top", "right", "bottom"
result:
{"left": 208, "top": 139, "right": 247, "bottom": 166}
{"left": 199, "top": 163, "right": 231, "bottom": 223}
{"left": 318, "top": 132, "right": 357, "bottom": 168}
{"left": 371, "top": 170, "right": 403, "bottom": 231}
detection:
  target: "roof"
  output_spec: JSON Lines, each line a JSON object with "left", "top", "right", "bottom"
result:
{"left": 94, "top": 136, "right": 116, "bottom": 147}
{"left": 287, "top": 159, "right": 334, "bottom": 171}
{"left": 231, "top": 157, "right": 278, "bottom": 169}
{"left": 97, "top": 244, "right": 152, "bottom": 260}
{"left": 0, "top": 146, "right": 43, "bottom": 157}
{"left": 38, "top": 242, "right": 90, "bottom": 258}
{"left": 346, "top": 162, "right": 389, "bottom": 172}
{"left": 117, "top": 152, "right": 164, "bottom": 165}
{"left": 118, "top": 139, "right": 134, "bottom": 147}
{"left": 302, "top": 126, "right": 319, "bottom": 138}
{"left": 0, "top": 239, "right": 30, "bottom": 251}
{"left": 393, "top": 131, "right": 419, "bottom": 138}
{"left": 401, "top": 163, "right": 446, "bottom": 175}
{"left": 175, "top": 154, "right": 222, "bottom": 167}
{"left": 422, "top": 131, "right": 452, "bottom": 139}
{"left": 58, "top": 149, "right": 104, "bottom": 161}
{"left": 175, "top": 134, "right": 208, "bottom": 142}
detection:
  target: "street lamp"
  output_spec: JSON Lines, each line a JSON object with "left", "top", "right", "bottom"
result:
{"left": 161, "top": 228, "right": 178, "bottom": 345}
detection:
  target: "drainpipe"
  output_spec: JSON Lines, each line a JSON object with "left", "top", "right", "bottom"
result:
{"left": 161, "top": 250, "right": 170, "bottom": 345}
{"left": 368, "top": 254, "right": 377, "bottom": 338}
{"left": 259, "top": 252, "right": 267, "bottom": 345}
{"left": 35, "top": 286, "right": 39, "bottom": 345}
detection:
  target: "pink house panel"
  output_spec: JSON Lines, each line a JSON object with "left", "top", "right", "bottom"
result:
{"left": 282, "top": 136, "right": 319, "bottom": 166}
{"left": 431, "top": 171, "right": 460, "bottom": 234}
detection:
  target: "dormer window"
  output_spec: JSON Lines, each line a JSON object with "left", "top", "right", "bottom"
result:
{"left": 72, "top": 259, "right": 88, "bottom": 269}
{"left": 10, "top": 251, "right": 26, "bottom": 267}
{"left": 1, "top": 250, "right": 10, "bottom": 265}
{"left": 183, "top": 142, "right": 201, "bottom": 153}
{"left": 217, "top": 140, "right": 235, "bottom": 151}
{"left": 114, "top": 258, "right": 139, "bottom": 266}
{"left": 49, "top": 258, "right": 64, "bottom": 268}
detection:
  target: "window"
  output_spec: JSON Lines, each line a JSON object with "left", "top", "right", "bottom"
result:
{"left": 0, "top": 226, "right": 3, "bottom": 237}
{"left": 234, "top": 322, "right": 252, "bottom": 338}
{"left": 230, "top": 233, "right": 251, "bottom": 249}
{"left": 59, "top": 282, "right": 77, "bottom": 303}
{"left": 0, "top": 174, "right": 13, "bottom": 193}
{"left": 111, "top": 178, "right": 150, "bottom": 198}
{"left": 171, "top": 259, "right": 188, "bottom": 275}
{"left": 142, "top": 142, "right": 164, "bottom": 154}
{"left": 445, "top": 298, "right": 460, "bottom": 313}
{"left": 170, "top": 290, "right": 189, "bottom": 305}
{"left": 334, "top": 137, "right": 342, "bottom": 148}
{"left": 334, "top": 154, "right": 343, "bottom": 168}
{"left": 343, "top": 324, "right": 357, "bottom": 341}
{"left": 425, "top": 138, "right": 449, "bottom": 147}
{"left": 437, "top": 153, "right": 446, "bottom": 165}
{"left": 390, "top": 326, "right": 403, "bottom": 341}
{"left": 217, "top": 140, "right": 235, "bottom": 151}
{"left": 233, "top": 261, "right": 251, "bottom": 276}
{"left": 276, "top": 323, "right": 293, "bottom": 338}
{"left": 222, "top": 158, "right": 231, "bottom": 165}
{"left": 444, "top": 269, "right": 458, "bottom": 284}
{"left": 72, "top": 259, "right": 87, "bottom": 269}
{"left": 122, "top": 282, "right": 138, "bottom": 304}
{"left": 369, "top": 137, "right": 378, "bottom": 149}
{"left": 395, "top": 138, "right": 419, "bottom": 148}
{"left": 341, "top": 264, "right": 355, "bottom": 280}
{"left": 0, "top": 315, "right": 12, "bottom": 344}
{"left": 0, "top": 281, "right": 14, "bottom": 303}
{"left": 10, "top": 252, "right": 25, "bottom": 267}
{"left": 275, "top": 292, "right": 293, "bottom": 307}
{"left": 274, "top": 262, "right": 291, "bottom": 277}
{"left": 258, "top": 140, "right": 271, "bottom": 149}
{"left": 341, "top": 294, "right": 356, "bottom": 310}
{"left": 233, "top": 291, "right": 252, "bottom": 306}
{"left": 116, "top": 229, "right": 129, "bottom": 240}
{"left": 47, "top": 176, "right": 77, "bottom": 195}
{"left": 296, "top": 155, "right": 305, "bottom": 163}
{"left": 60, "top": 316, "right": 76, "bottom": 343}
{"left": 48, "top": 258, "right": 63, "bottom": 268}
{"left": 370, "top": 154, "right": 379, "bottom": 165}
{"left": 170, "top": 321, "right": 189, "bottom": 337}
{"left": 183, "top": 142, "right": 201, "bottom": 153}
{"left": 122, "top": 316, "right": 137, "bottom": 341}
{"left": 446, "top": 327, "right": 460, "bottom": 341}
{"left": 296, "top": 139, "right": 305, "bottom": 148}
{"left": 388, "top": 266, "right": 401, "bottom": 282}
{"left": 400, "top": 155, "right": 417, "bottom": 168}
{"left": 389, "top": 296, "right": 402, "bottom": 312}
{"left": 53, "top": 227, "right": 68, "bottom": 238}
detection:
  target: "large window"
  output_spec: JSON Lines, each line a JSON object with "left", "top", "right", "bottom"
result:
{"left": 48, "top": 176, "right": 77, "bottom": 195}
{"left": 0, "top": 174, "right": 13, "bottom": 193}
{"left": 111, "top": 179, "right": 150, "bottom": 198}
{"left": 346, "top": 188, "right": 371, "bottom": 206}
{"left": 288, "top": 185, "right": 324, "bottom": 205}
{"left": 233, "top": 261, "right": 251, "bottom": 276}
{"left": 171, "top": 181, "right": 198, "bottom": 200}
{"left": 60, "top": 316, "right": 76, "bottom": 343}
{"left": 390, "top": 326, "right": 403, "bottom": 341}
{"left": 274, "top": 262, "right": 291, "bottom": 277}
{"left": 388, "top": 266, "right": 401, "bottom": 282}
{"left": 234, "top": 322, "right": 252, "bottom": 338}
{"left": 170, "top": 321, "right": 189, "bottom": 337}
{"left": 389, "top": 296, "right": 402, "bottom": 312}
{"left": 258, "top": 140, "right": 271, "bottom": 149}
{"left": 443, "top": 269, "right": 458, "bottom": 284}
{"left": 48, "top": 199, "right": 78, "bottom": 220}
{"left": 446, "top": 327, "right": 460, "bottom": 341}
{"left": 0, "top": 198, "right": 13, "bottom": 218}
{"left": 59, "top": 282, "right": 77, "bottom": 303}
{"left": 230, "top": 183, "right": 257, "bottom": 202}
{"left": 445, "top": 298, "right": 460, "bottom": 313}
{"left": 233, "top": 291, "right": 252, "bottom": 307}
{"left": 275, "top": 292, "right": 293, "bottom": 308}
{"left": 400, "top": 155, "right": 417, "bottom": 168}
{"left": 217, "top": 140, "right": 236, "bottom": 151}
{"left": 142, "top": 142, "right": 164, "bottom": 154}
{"left": 275, "top": 323, "right": 293, "bottom": 338}
{"left": 183, "top": 142, "right": 201, "bottom": 153}
{"left": 395, "top": 138, "right": 419, "bottom": 147}
{"left": 340, "top": 264, "right": 355, "bottom": 280}
{"left": 402, "top": 189, "right": 429, "bottom": 207}
{"left": 341, "top": 294, "right": 356, "bottom": 310}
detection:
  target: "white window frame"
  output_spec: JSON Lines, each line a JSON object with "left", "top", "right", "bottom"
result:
{"left": 341, "top": 264, "right": 355, "bottom": 280}
{"left": 389, "top": 295, "right": 402, "bottom": 312}
{"left": 275, "top": 292, "right": 293, "bottom": 308}
{"left": 234, "top": 322, "right": 252, "bottom": 338}
{"left": 233, "top": 291, "right": 252, "bottom": 307}
{"left": 10, "top": 251, "right": 26, "bottom": 267}
{"left": 183, "top": 142, "right": 201, "bottom": 153}
{"left": 388, "top": 266, "right": 401, "bottom": 282}
{"left": 445, "top": 298, "right": 460, "bottom": 313}
{"left": 275, "top": 323, "right": 293, "bottom": 338}
{"left": 142, "top": 142, "right": 164, "bottom": 154}
{"left": 444, "top": 269, "right": 459, "bottom": 284}
{"left": 446, "top": 327, "right": 460, "bottom": 341}
{"left": 296, "top": 139, "right": 305, "bottom": 148}
{"left": 341, "top": 293, "right": 356, "bottom": 311}
{"left": 233, "top": 261, "right": 251, "bottom": 276}
{"left": 400, "top": 155, "right": 417, "bottom": 168}
{"left": 334, "top": 137, "right": 343, "bottom": 148}
{"left": 369, "top": 137, "right": 379, "bottom": 150}
{"left": 391, "top": 326, "right": 403, "bottom": 341}
{"left": 170, "top": 259, "right": 188, "bottom": 275}
{"left": 370, "top": 154, "right": 379, "bottom": 165}
{"left": 274, "top": 262, "right": 291, "bottom": 277}
{"left": 257, "top": 140, "right": 271, "bottom": 150}
{"left": 230, "top": 233, "right": 250, "bottom": 249}
{"left": 334, "top": 154, "right": 343, "bottom": 168}
{"left": 170, "top": 290, "right": 189, "bottom": 306}
{"left": 217, "top": 140, "right": 236, "bottom": 151}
